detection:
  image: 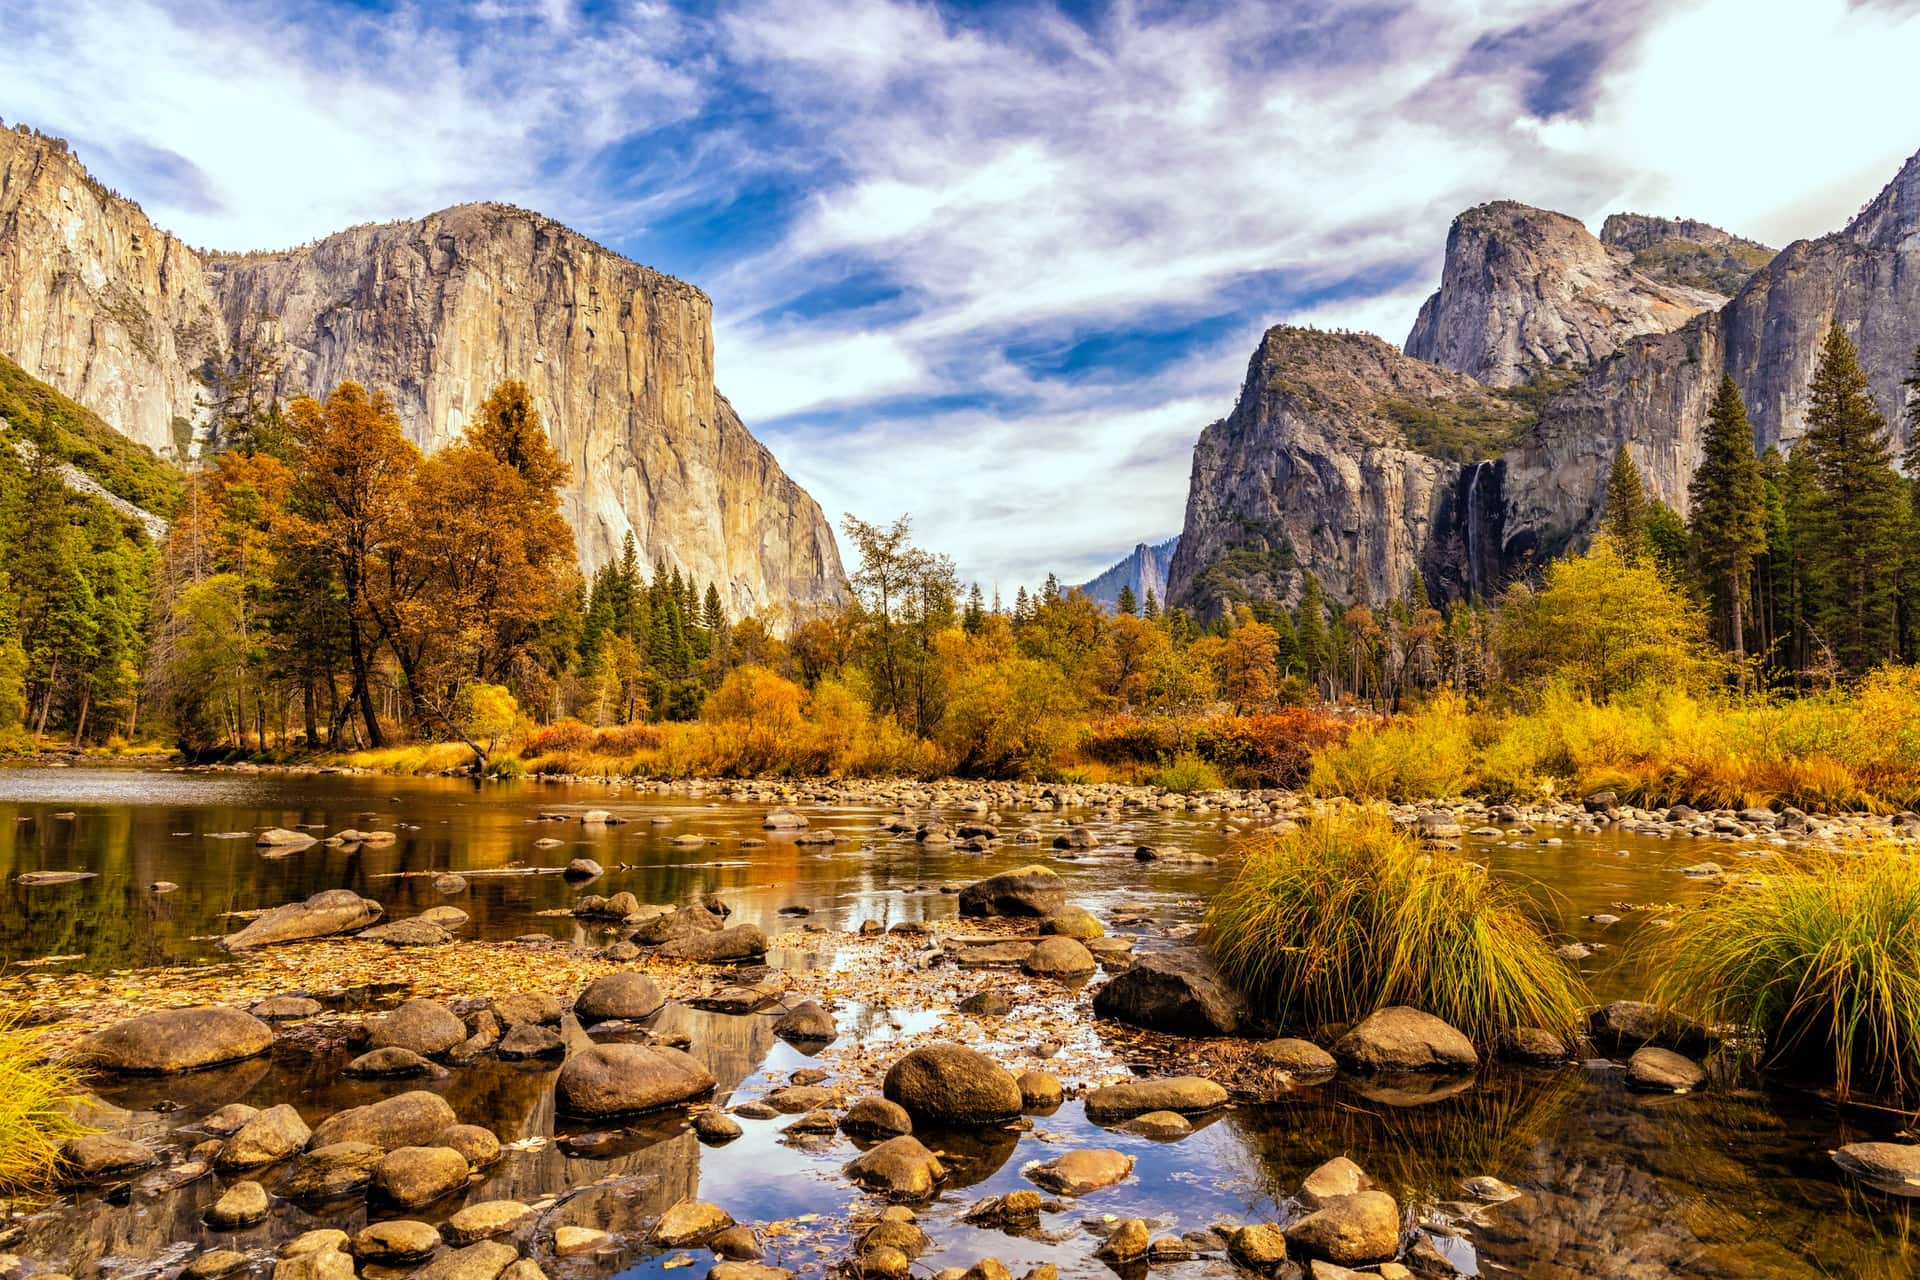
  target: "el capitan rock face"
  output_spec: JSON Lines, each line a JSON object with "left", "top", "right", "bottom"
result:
{"left": 1404, "top": 201, "right": 1723, "bottom": 387}
{"left": 0, "top": 124, "right": 843, "bottom": 617}
{"left": 1174, "top": 148, "right": 1920, "bottom": 614}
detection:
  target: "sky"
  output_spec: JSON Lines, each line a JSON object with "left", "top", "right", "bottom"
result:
{"left": 4, "top": 0, "right": 1919, "bottom": 594}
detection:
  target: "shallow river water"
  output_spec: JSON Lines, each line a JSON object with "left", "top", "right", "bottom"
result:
{"left": 1, "top": 767, "right": 1915, "bottom": 1280}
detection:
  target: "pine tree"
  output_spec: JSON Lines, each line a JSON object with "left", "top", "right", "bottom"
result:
{"left": 1143, "top": 587, "right": 1160, "bottom": 619}
{"left": 1599, "top": 446, "right": 1651, "bottom": 563}
{"left": 1754, "top": 446, "right": 1792, "bottom": 675}
{"left": 963, "top": 583, "right": 986, "bottom": 633}
{"left": 1013, "top": 585, "right": 1030, "bottom": 624}
{"left": 1800, "top": 323, "right": 1908, "bottom": 675}
{"left": 1116, "top": 584, "right": 1137, "bottom": 615}
{"left": 1294, "top": 572, "right": 1331, "bottom": 687}
{"left": 1689, "top": 376, "right": 1769, "bottom": 672}
{"left": 1042, "top": 573, "right": 1061, "bottom": 606}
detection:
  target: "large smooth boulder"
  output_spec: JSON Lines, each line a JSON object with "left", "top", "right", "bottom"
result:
{"left": 220, "top": 889, "right": 382, "bottom": 950}
{"left": 1023, "top": 936, "right": 1096, "bottom": 978}
{"left": 60, "top": 1134, "right": 157, "bottom": 1183}
{"left": 575, "top": 973, "right": 666, "bottom": 1022}
{"left": 882, "top": 1045, "right": 1023, "bottom": 1126}
{"left": 773, "top": 1001, "right": 837, "bottom": 1044}
{"left": 1253, "top": 1039, "right": 1337, "bottom": 1077}
{"left": 489, "top": 993, "right": 565, "bottom": 1027}
{"left": 1092, "top": 948, "right": 1249, "bottom": 1035}
{"left": 844, "top": 1135, "right": 946, "bottom": 1201}
{"left": 78, "top": 1007, "right": 273, "bottom": 1074}
{"left": 206, "top": 1179, "right": 271, "bottom": 1229}
{"left": 309, "top": 1091, "right": 459, "bottom": 1151}
{"left": 410, "top": 1242, "right": 519, "bottom": 1280}
{"left": 217, "top": 1103, "right": 311, "bottom": 1170}
{"left": 1083, "top": 1076, "right": 1227, "bottom": 1121}
{"left": 1333, "top": 1008, "right": 1478, "bottom": 1073}
{"left": 1039, "top": 908, "right": 1103, "bottom": 939}
{"left": 556, "top": 1044, "right": 715, "bottom": 1117}
{"left": 653, "top": 1200, "right": 735, "bottom": 1247}
{"left": 370, "top": 1000, "right": 467, "bottom": 1057}
{"left": 1833, "top": 1142, "right": 1920, "bottom": 1188}
{"left": 658, "top": 924, "right": 768, "bottom": 963}
{"left": 631, "top": 905, "right": 724, "bottom": 945}
{"left": 957, "top": 866, "right": 1067, "bottom": 917}
{"left": 1024, "top": 1149, "right": 1133, "bottom": 1195}
{"left": 1283, "top": 1190, "right": 1401, "bottom": 1265}
{"left": 840, "top": 1096, "right": 913, "bottom": 1139}
{"left": 375, "top": 1145, "right": 471, "bottom": 1208}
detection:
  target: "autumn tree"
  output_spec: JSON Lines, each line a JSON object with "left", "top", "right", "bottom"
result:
{"left": 1598, "top": 446, "right": 1651, "bottom": 564}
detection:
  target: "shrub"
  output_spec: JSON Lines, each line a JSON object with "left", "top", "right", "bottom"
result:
{"left": 1651, "top": 849, "right": 1920, "bottom": 1101}
{"left": 1307, "top": 694, "right": 1474, "bottom": 800}
{"left": 1206, "top": 812, "right": 1585, "bottom": 1045}
{"left": 1149, "top": 752, "right": 1224, "bottom": 794}
{"left": 0, "top": 1018, "right": 89, "bottom": 1192}
{"left": 523, "top": 718, "right": 595, "bottom": 755}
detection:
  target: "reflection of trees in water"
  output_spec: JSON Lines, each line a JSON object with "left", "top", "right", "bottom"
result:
{"left": 1232, "top": 1066, "right": 1916, "bottom": 1279}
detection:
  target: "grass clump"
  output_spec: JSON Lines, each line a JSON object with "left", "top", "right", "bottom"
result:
{"left": 1205, "top": 812, "right": 1586, "bottom": 1046}
{"left": 0, "top": 1018, "right": 90, "bottom": 1192}
{"left": 1651, "top": 849, "right": 1920, "bottom": 1101}
{"left": 1149, "top": 752, "right": 1224, "bottom": 794}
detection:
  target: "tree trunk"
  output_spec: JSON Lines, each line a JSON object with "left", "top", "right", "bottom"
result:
{"left": 71, "top": 686, "right": 90, "bottom": 748}
{"left": 34, "top": 658, "right": 59, "bottom": 738}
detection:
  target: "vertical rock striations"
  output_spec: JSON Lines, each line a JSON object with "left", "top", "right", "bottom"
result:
{"left": 1075, "top": 538, "right": 1178, "bottom": 611}
{"left": 0, "top": 124, "right": 844, "bottom": 617}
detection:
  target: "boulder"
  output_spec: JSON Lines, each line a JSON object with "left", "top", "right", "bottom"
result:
{"left": 1083, "top": 1076, "right": 1227, "bottom": 1121}
{"left": 1300, "top": 1156, "right": 1372, "bottom": 1208}
{"left": 60, "top": 1134, "right": 157, "bottom": 1183}
{"left": 443, "top": 1200, "right": 534, "bottom": 1246}
{"left": 882, "top": 1045, "right": 1023, "bottom": 1126}
{"left": 251, "top": 996, "right": 324, "bottom": 1021}
{"left": 1123, "top": 1111, "right": 1192, "bottom": 1140}
{"left": 957, "top": 990, "right": 1012, "bottom": 1017}
{"left": 1228, "top": 1224, "right": 1290, "bottom": 1272}
{"left": 183, "top": 1251, "right": 251, "bottom": 1280}
{"left": 344, "top": 1047, "right": 441, "bottom": 1078}
{"left": 1023, "top": 936, "right": 1096, "bottom": 978}
{"left": 564, "top": 858, "right": 603, "bottom": 879}
{"left": 410, "top": 1242, "right": 520, "bottom": 1280}
{"left": 1253, "top": 1039, "right": 1337, "bottom": 1076}
{"left": 1586, "top": 1001, "right": 1710, "bottom": 1054}
{"left": 257, "top": 827, "right": 316, "bottom": 847}
{"left": 1282, "top": 1190, "right": 1401, "bottom": 1265}
{"left": 309, "top": 1091, "right": 459, "bottom": 1151}
{"left": 1501, "top": 1027, "right": 1570, "bottom": 1064}
{"left": 763, "top": 809, "right": 810, "bottom": 829}
{"left": 221, "top": 890, "right": 382, "bottom": 950}
{"left": 772, "top": 1001, "right": 837, "bottom": 1043}
{"left": 1039, "top": 908, "right": 1103, "bottom": 939}
{"left": 277, "top": 1142, "right": 385, "bottom": 1199}
{"left": 217, "top": 1103, "right": 312, "bottom": 1170}
{"left": 575, "top": 973, "right": 666, "bottom": 1022}
{"left": 359, "top": 919, "right": 452, "bottom": 947}
{"left": 840, "top": 1096, "right": 914, "bottom": 1139}
{"left": 957, "top": 866, "right": 1068, "bottom": 917}
{"left": 375, "top": 1145, "right": 471, "bottom": 1208}
{"left": 556, "top": 1044, "right": 716, "bottom": 1117}
{"left": 497, "top": 1024, "right": 564, "bottom": 1059}
{"left": 1024, "top": 1148, "right": 1133, "bottom": 1195}
{"left": 203, "top": 1103, "right": 260, "bottom": 1136}
{"left": 352, "top": 1220, "right": 443, "bottom": 1264}
{"left": 206, "top": 1179, "right": 270, "bottom": 1229}
{"left": 844, "top": 1135, "right": 947, "bottom": 1200}
{"left": 1016, "top": 1070, "right": 1063, "bottom": 1110}
{"left": 631, "top": 904, "right": 724, "bottom": 945}
{"left": 1096, "top": 1220, "right": 1151, "bottom": 1263}
{"left": 1626, "top": 1046, "right": 1707, "bottom": 1091}
{"left": 1833, "top": 1142, "right": 1920, "bottom": 1187}
{"left": 1332, "top": 1008, "right": 1478, "bottom": 1073}
{"left": 653, "top": 1200, "right": 735, "bottom": 1247}
{"left": 1091, "top": 948, "right": 1249, "bottom": 1035}
{"left": 658, "top": 924, "right": 768, "bottom": 963}
{"left": 370, "top": 1000, "right": 468, "bottom": 1057}
{"left": 436, "top": 1124, "right": 502, "bottom": 1168}
{"left": 78, "top": 1006, "right": 273, "bottom": 1074}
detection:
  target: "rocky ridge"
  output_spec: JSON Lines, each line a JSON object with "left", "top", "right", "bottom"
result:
{"left": 1173, "top": 147, "right": 1920, "bottom": 614}
{"left": 0, "top": 124, "right": 844, "bottom": 617}
{"left": 1074, "top": 537, "right": 1178, "bottom": 611}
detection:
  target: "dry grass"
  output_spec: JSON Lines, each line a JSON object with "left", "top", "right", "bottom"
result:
{"left": 0, "top": 1017, "right": 90, "bottom": 1193}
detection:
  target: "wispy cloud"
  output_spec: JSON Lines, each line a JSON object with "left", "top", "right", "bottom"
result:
{"left": 4, "top": 0, "right": 1917, "bottom": 589}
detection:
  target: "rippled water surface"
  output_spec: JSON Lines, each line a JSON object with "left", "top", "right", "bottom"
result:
{"left": 1, "top": 767, "right": 1915, "bottom": 1280}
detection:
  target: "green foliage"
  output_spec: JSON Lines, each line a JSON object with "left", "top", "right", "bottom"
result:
{"left": 1689, "top": 376, "right": 1768, "bottom": 663}
{"left": 1628, "top": 236, "right": 1775, "bottom": 296}
{"left": 1652, "top": 849, "right": 1920, "bottom": 1101}
{"left": 1598, "top": 447, "right": 1651, "bottom": 564}
{"left": 1206, "top": 812, "right": 1586, "bottom": 1045}
{"left": 1799, "top": 323, "right": 1908, "bottom": 676}
{"left": 1307, "top": 693, "right": 1476, "bottom": 800}
{"left": 1148, "top": 751, "right": 1224, "bottom": 793}
{"left": 1379, "top": 392, "right": 1530, "bottom": 463}
{"left": 0, "top": 354, "right": 185, "bottom": 516}
{"left": 0, "top": 1017, "right": 90, "bottom": 1192}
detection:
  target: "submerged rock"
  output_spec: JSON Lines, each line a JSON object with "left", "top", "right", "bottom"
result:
{"left": 220, "top": 889, "right": 382, "bottom": 950}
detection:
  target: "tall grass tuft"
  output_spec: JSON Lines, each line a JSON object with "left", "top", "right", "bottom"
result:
{"left": 0, "top": 1018, "right": 90, "bottom": 1192}
{"left": 1206, "top": 812, "right": 1586, "bottom": 1046}
{"left": 1650, "top": 849, "right": 1920, "bottom": 1101}
{"left": 1149, "top": 752, "right": 1224, "bottom": 794}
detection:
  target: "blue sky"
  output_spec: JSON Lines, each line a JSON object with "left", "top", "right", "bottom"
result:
{"left": 4, "top": 0, "right": 1919, "bottom": 592}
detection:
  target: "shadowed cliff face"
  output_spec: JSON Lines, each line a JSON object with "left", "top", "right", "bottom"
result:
{"left": 0, "top": 126, "right": 845, "bottom": 617}
{"left": 1176, "top": 148, "right": 1920, "bottom": 613}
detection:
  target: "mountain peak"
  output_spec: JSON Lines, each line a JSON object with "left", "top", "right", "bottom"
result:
{"left": 1844, "top": 146, "right": 1920, "bottom": 250}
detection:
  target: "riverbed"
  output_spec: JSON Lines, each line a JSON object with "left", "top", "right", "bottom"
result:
{"left": 0, "top": 767, "right": 1913, "bottom": 1280}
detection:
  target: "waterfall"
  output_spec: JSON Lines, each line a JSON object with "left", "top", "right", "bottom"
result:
{"left": 1465, "top": 462, "right": 1484, "bottom": 601}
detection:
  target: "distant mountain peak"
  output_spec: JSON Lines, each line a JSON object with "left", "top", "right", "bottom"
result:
{"left": 1075, "top": 537, "right": 1178, "bottom": 610}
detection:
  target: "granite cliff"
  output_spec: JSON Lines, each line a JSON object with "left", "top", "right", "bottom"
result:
{"left": 1173, "top": 148, "right": 1920, "bottom": 616}
{"left": 0, "top": 124, "right": 844, "bottom": 618}
{"left": 1075, "top": 538, "right": 1178, "bottom": 611}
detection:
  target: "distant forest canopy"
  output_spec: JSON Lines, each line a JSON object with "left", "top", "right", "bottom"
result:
{"left": 1, "top": 320, "right": 1918, "bottom": 767}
